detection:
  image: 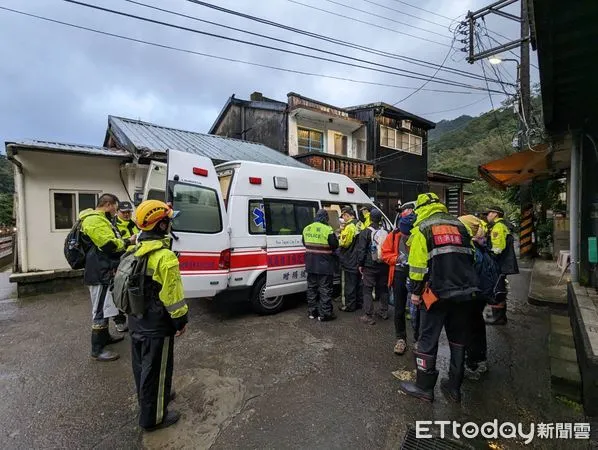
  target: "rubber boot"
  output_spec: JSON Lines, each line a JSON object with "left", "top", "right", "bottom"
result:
{"left": 398, "top": 353, "right": 438, "bottom": 402}
{"left": 103, "top": 327, "right": 125, "bottom": 345}
{"left": 440, "top": 343, "right": 465, "bottom": 403}
{"left": 485, "top": 303, "right": 507, "bottom": 325}
{"left": 91, "top": 328, "right": 120, "bottom": 362}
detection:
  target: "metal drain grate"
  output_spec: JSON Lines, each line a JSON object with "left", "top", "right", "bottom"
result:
{"left": 401, "top": 426, "right": 476, "bottom": 450}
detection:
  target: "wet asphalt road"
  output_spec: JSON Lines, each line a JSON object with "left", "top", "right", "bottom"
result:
{"left": 0, "top": 265, "right": 594, "bottom": 449}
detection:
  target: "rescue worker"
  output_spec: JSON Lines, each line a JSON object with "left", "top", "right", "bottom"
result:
{"left": 130, "top": 200, "right": 189, "bottom": 431}
{"left": 485, "top": 206, "right": 519, "bottom": 325}
{"left": 302, "top": 208, "right": 339, "bottom": 321}
{"left": 359, "top": 205, "right": 372, "bottom": 229}
{"left": 357, "top": 209, "right": 389, "bottom": 325}
{"left": 80, "top": 193, "right": 136, "bottom": 362}
{"left": 381, "top": 212, "right": 416, "bottom": 354}
{"left": 112, "top": 201, "right": 140, "bottom": 332}
{"left": 338, "top": 206, "right": 363, "bottom": 312}
{"left": 398, "top": 193, "right": 478, "bottom": 403}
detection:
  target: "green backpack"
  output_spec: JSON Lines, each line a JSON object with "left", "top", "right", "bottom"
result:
{"left": 112, "top": 249, "right": 155, "bottom": 316}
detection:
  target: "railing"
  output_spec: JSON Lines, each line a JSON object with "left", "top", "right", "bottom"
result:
{"left": 0, "top": 236, "right": 13, "bottom": 259}
{"left": 294, "top": 153, "right": 374, "bottom": 181}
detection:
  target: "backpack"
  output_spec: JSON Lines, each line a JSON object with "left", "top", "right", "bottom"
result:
{"left": 112, "top": 249, "right": 154, "bottom": 316}
{"left": 64, "top": 219, "right": 90, "bottom": 270}
{"left": 369, "top": 226, "right": 389, "bottom": 263}
{"left": 474, "top": 246, "right": 501, "bottom": 303}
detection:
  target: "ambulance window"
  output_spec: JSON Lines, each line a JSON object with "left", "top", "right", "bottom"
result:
{"left": 171, "top": 183, "right": 222, "bottom": 234}
{"left": 147, "top": 189, "right": 165, "bottom": 202}
{"left": 218, "top": 170, "right": 234, "bottom": 209}
{"left": 248, "top": 200, "right": 266, "bottom": 234}
{"left": 264, "top": 200, "right": 318, "bottom": 236}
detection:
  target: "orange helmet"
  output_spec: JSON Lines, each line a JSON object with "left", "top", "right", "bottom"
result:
{"left": 135, "top": 200, "right": 174, "bottom": 231}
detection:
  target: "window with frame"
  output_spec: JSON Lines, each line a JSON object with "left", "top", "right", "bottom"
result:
{"left": 264, "top": 199, "right": 318, "bottom": 236}
{"left": 248, "top": 199, "right": 266, "bottom": 234}
{"left": 334, "top": 133, "right": 348, "bottom": 156}
{"left": 51, "top": 191, "right": 99, "bottom": 231}
{"left": 379, "top": 125, "right": 423, "bottom": 155}
{"left": 171, "top": 183, "right": 222, "bottom": 233}
{"left": 297, "top": 127, "right": 324, "bottom": 154}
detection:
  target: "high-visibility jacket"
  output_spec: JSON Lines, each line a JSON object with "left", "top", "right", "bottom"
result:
{"left": 362, "top": 212, "right": 372, "bottom": 229}
{"left": 128, "top": 235, "right": 188, "bottom": 337}
{"left": 339, "top": 218, "right": 362, "bottom": 272}
{"left": 115, "top": 216, "right": 139, "bottom": 240}
{"left": 80, "top": 209, "right": 127, "bottom": 285}
{"left": 302, "top": 221, "right": 339, "bottom": 275}
{"left": 487, "top": 218, "right": 519, "bottom": 275}
{"left": 408, "top": 203, "right": 478, "bottom": 300}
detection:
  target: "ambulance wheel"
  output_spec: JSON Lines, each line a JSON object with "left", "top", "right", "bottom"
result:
{"left": 250, "top": 276, "right": 284, "bottom": 315}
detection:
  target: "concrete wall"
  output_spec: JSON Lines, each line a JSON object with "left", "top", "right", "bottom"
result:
{"left": 14, "top": 152, "right": 134, "bottom": 272}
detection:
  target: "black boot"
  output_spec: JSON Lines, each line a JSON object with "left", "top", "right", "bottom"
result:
{"left": 398, "top": 353, "right": 438, "bottom": 402}
{"left": 485, "top": 304, "right": 507, "bottom": 325}
{"left": 91, "top": 328, "right": 120, "bottom": 362}
{"left": 440, "top": 343, "right": 465, "bottom": 403}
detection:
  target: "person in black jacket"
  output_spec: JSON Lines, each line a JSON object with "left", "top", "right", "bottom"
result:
{"left": 339, "top": 206, "right": 363, "bottom": 312}
{"left": 357, "top": 209, "right": 389, "bottom": 325}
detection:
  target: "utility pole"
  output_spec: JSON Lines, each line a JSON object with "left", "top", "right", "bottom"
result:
{"left": 518, "top": 0, "right": 535, "bottom": 258}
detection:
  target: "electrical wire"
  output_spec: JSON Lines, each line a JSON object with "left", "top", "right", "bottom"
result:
{"left": 420, "top": 97, "right": 490, "bottom": 115}
{"left": 286, "top": 0, "right": 452, "bottom": 48}
{"left": 386, "top": 0, "right": 456, "bottom": 23}
{"left": 0, "top": 5, "right": 488, "bottom": 95}
{"left": 357, "top": 0, "right": 452, "bottom": 30}
{"left": 186, "top": 0, "right": 506, "bottom": 85}
{"left": 63, "top": 0, "right": 505, "bottom": 93}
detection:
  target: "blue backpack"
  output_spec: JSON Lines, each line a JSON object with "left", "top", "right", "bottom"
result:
{"left": 474, "top": 246, "right": 501, "bottom": 303}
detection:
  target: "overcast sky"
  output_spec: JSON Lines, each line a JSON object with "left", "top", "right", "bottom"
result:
{"left": 0, "top": 0, "right": 538, "bottom": 148}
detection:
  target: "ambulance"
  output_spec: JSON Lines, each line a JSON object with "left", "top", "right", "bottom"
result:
{"left": 142, "top": 149, "right": 392, "bottom": 314}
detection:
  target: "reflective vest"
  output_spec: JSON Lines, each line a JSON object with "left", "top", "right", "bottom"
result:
{"left": 303, "top": 222, "right": 336, "bottom": 275}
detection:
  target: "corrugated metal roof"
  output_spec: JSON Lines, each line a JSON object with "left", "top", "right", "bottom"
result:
{"left": 5, "top": 140, "right": 131, "bottom": 158}
{"left": 108, "top": 116, "right": 309, "bottom": 169}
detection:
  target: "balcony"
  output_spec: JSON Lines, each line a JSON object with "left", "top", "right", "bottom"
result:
{"left": 294, "top": 152, "right": 375, "bottom": 182}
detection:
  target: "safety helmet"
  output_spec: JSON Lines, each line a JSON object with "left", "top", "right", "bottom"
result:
{"left": 135, "top": 200, "right": 174, "bottom": 231}
{"left": 415, "top": 192, "right": 441, "bottom": 210}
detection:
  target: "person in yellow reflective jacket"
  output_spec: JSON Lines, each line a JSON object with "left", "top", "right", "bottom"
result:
{"left": 80, "top": 193, "right": 136, "bottom": 362}
{"left": 359, "top": 205, "right": 372, "bottom": 229}
{"left": 398, "top": 193, "right": 478, "bottom": 404}
{"left": 115, "top": 201, "right": 140, "bottom": 241}
{"left": 338, "top": 206, "right": 363, "bottom": 312}
{"left": 302, "top": 209, "right": 339, "bottom": 321}
{"left": 485, "top": 206, "right": 519, "bottom": 325}
{"left": 130, "top": 200, "right": 188, "bottom": 431}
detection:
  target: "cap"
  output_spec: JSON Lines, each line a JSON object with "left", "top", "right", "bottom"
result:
{"left": 360, "top": 205, "right": 372, "bottom": 212}
{"left": 340, "top": 206, "right": 354, "bottom": 216}
{"left": 118, "top": 201, "right": 133, "bottom": 212}
{"left": 486, "top": 206, "right": 505, "bottom": 216}
{"left": 370, "top": 209, "right": 383, "bottom": 223}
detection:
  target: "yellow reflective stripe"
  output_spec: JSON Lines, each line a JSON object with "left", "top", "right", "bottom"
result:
{"left": 156, "top": 336, "right": 170, "bottom": 425}
{"left": 409, "top": 271, "right": 425, "bottom": 281}
{"left": 165, "top": 300, "right": 187, "bottom": 313}
{"left": 410, "top": 266, "right": 428, "bottom": 274}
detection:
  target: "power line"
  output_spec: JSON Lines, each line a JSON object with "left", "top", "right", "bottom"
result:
{"left": 0, "top": 5, "right": 485, "bottom": 96}
{"left": 286, "top": 0, "right": 452, "bottom": 48}
{"left": 63, "top": 0, "right": 505, "bottom": 93}
{"left": 420, "top": 97, "right": 490, "bottom": 115}
{"left": 186, "top": 0, "right": 507, "bottom": 85}
{"left": 321, "top": 0, "right": 451, "bottom": 38}
{"left": 386, "top": 0, "right": 456, "bottom": 23}
{"left": 357, "top": 0, "right": 451, "bottom": 30}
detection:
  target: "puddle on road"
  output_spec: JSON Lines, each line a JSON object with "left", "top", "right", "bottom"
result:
{"left": 142, "top": 368, "right": 245, "bottom": 450}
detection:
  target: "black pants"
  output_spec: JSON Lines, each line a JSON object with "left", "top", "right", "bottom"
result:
{"left": 344, "top": 270, "right": 362, "bottom": 310}
{"left": 466, "top": 297, "right": 487, "bottom": 368}
{"left": 307, "top": 273, "right": 334, "bottom": 317}
{"left": 417, "top": 298, "right": 472, "bottom": 367}
{"left": 131, "top": 334, "right": 174, "bottom": 428}
{"left": 362, "top": 267, "right": 389, "bottom": 316}
{"left": 393, "top": 269, "right": 408, "bottom": 340}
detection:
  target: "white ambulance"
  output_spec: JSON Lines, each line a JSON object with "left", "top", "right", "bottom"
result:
{"left": 143, "top": 149, "right": 391, "bottom": 314}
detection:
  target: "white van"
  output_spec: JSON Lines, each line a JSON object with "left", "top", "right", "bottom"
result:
{"left": 143, "top": 149, "right": 391, "bottom": 314}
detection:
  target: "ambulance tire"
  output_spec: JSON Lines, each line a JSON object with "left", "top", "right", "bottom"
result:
{"left": 250, "top": 276, "right": 285, "bottom": 315}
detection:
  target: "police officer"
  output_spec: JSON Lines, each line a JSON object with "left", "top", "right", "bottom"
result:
{"left": 130, "top": 200, "right": 189, "bottom": 431}
{"left": 359, "top": 205, "right": 372, "bottom": 229}
{"left": 115, "top": 201, "right": 139, "bottom": 242}
{"left": 398, "top": 193, "right": 478, "bottom": 403}
{"left": 339, "top": 206, "right": 363, "bottom": 312}
{"left": 80, "top": 194, "right": 136, "bottom": 361}
{"left": 485, "top": 206, "right": 519, "bottom": 325}
{"left": 302, "top": 209, "right": 339, "bottom": 321}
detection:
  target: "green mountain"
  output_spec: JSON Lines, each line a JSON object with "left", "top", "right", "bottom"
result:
{"left": 428, "top": 103, "right": 520, "bottom": 215}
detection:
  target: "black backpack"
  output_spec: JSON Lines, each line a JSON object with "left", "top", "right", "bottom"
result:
{"left": 64, "top": 219, "right": 90, "bottom": 270}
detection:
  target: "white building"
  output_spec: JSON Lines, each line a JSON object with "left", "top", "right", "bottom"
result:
{"left": 6, "top": 116, "right": 307, "bottom": 295}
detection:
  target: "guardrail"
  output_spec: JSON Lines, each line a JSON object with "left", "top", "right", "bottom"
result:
{"left": 0, "top": 236, "right": 14, "bottom": 268}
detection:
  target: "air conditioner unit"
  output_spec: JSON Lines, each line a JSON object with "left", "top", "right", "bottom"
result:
{"left": 400, "top": 120, "right": 412, "bottom": 130}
